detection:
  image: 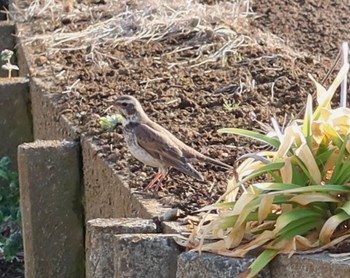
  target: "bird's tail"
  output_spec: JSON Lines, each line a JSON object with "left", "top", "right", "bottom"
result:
{"left": 174, "top": 162, "right": 204, "bottom": 182}
{"left": 200, "top": 154, "right": 232, "bottom": 169}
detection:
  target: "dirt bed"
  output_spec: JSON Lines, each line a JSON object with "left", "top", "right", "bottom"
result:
{"left": 11, "top": 0, "right": 350, "bottom": 214}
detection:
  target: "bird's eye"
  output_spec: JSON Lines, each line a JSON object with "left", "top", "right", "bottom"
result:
{"left": 121, "top": 102, "right": 128, "bottom": 107}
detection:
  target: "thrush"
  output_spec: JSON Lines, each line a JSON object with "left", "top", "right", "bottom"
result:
{"left": 114, "top": 95, "right": 231, "bottom": 191}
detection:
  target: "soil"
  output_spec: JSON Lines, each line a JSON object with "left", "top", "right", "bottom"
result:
{"left": 10, "top": 0, "right": 350, "bottom": 216}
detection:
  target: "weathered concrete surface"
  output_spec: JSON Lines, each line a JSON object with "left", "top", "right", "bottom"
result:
{"left": 114, "top": 234, "right": 181, "bottom": 278}
{"left": 162, "top": 220, "right": 189, "bottom": 234}
{"left": 29, "top": 78, "right": 79, "bottom": 140}
{"left": 177, "top": 252, "right": 270, "bottom": 278}
{"left": 0, "top": 21, "right": 18, "bottom": 77}
{"left": 86, "top": 218, "right": 159, "bottom": 278}
{"left": 0, "top": 78, "right": 32, "bottom": 169}
{"left": 15, "top": 34, "right": 79, "bottom": 140}
{"left": 18, "top": 140, "right": 84, "bottom": 278}
{"left": 271, "top": 252, "right": 350, "bottom": 278}
{"left": 14, "top": 24, "right": 30, "bottom": 78}
{"left": 82, "top": 137, "right": 169, "bottom": 220}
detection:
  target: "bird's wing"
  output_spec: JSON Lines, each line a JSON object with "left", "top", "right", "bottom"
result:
{"left": 133, "top": 123, "right": 204, "bottom": 181}
{"left": 147, "top": 120, "right": 231, "bottom": 169}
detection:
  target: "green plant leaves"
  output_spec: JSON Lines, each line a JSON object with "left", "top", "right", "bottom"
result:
{"left": 189, "top": 62, "right": 350, "bottom": 278}
{"left": 218, "top": 128, "right": 280, "bottom": 148}
{"left": 0, "top": 157, "right": 22, "bottom": 262}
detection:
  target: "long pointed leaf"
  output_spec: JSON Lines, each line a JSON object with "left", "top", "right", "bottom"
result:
{"left": 303, "top": 94, "right": 313, "bottom": 149}
{"left": 239, "top": 249, "right": 279, "bottom": 278}
{"left": 274, "top": 208, "right": 324, "bottom": 234}
{"left": 290, "top": 193, "right": 340, "bottom": 206}
{"left": 218, "top": 128, "right": 280, "bottom": 148}
{"left": 266, "top": 184, "right": 350, "bottom": 195}
{"left": 319, "top": 211, "right": 350, "bottom": 244}
{"left": 336, "top": 200, "right": 350, "bottom": 215}
{"left": 329, "top": 135, "right": 349, "bottom": 184}
{"left": 243, "top": 162, "right": 285, "bottom": 184}
{"left": 334, "top": 156, "right": 350, "bottom": 185}
{"left": 276, "top": 217, "right": 324, "bottom": 239}
{"left": 313, "top": 63, "right": 350, "bottom": 119}
{"left": 294, "top": 143, "right": 322, "bottom": 184}
{"left": 253, "top": 182, "right": 302, "bottom": 191}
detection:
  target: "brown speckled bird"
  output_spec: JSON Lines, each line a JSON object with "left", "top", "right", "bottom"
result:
{"left": 115, "top": 95, "right": 231, "bottom": 191}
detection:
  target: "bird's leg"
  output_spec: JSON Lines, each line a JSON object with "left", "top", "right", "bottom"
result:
{"left": 144, "top": 169, "right": 168, "bottom": 191}
{"left": 144, "top": 172, "right": 162, "bottom": 191}
{"left": 153, "top": 173, "right": 167, "bottom": 191}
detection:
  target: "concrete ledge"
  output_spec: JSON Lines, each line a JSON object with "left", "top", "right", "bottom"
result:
{"left": 0, "top": 77, "right": 32, "bottom": 169}
{"left": 82, "top": 137, "right": 170, "bottom": 220}
{"left": 271, "top": 252, "right": 350, "bottom": 278}
{"left": 177, "top": 252, "right": 270, "bottom": 278}
{"left": 86, "top": 218, "right": 159, "bottom": 278}
{"left": 114, "top": 234, "right": 181, "bottom": 278}
{"left": 162, "top": 221, "right": 189, "bottom": 234}
{"left": 29, "top": 77, "right": 79, "bottom": 140}
{"left": 18, "top": 140, "right": 84, "bottom": 278}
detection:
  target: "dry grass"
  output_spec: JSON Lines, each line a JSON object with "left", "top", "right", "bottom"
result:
{"left": 12, "top": 0, "right": 257, "bottom": 67}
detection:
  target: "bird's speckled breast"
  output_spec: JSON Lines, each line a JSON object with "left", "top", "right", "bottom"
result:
{"left": 123, "top": 123, "right": 162, "bottom": 168}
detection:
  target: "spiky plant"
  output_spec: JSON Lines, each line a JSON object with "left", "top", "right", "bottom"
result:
{"left": 186, "top": 62, "right": 350, "bottom": 277}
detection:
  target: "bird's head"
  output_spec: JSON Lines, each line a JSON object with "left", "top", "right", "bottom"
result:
{"left": 114, "top": 95, "right": 148, "bottom": 123}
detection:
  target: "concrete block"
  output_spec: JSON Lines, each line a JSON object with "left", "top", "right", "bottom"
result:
{"left": 29, "top": 78, "right": 79, "bottom": 140}
{"left": 18, "top": 140, "right": 84, "bottom": 278}
{"left": 86, "top": 218, "right": 159, "bottom": 278}
{"left": 162, "top": 221, "right": 189, "bottom": 235}
{"left": 177, "top": 252, "right": 270, "bottom": 278}
{"left": 0, "top": 78, "right": 32, "bottom": 169}
{"left": 82, "top": 137, "right": 168, "bottom": 220}
{"left": 14, "top": 25, "right": 30, "bottom": 78}
{"left": 114, "top": 234, "right": 181, "bottom": 278}
{"left": 271, "top": 252, "right": 350, "bottom": 278}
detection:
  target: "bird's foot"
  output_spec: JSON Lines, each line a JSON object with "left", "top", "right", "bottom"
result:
{"left": 144, "top": 173, "right": 167, "bottom": 192}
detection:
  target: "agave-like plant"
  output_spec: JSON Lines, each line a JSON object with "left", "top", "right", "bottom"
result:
{"left": 187, "top": 62, "right": 350, "bottom": 277}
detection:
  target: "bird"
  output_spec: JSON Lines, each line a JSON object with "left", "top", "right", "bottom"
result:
{"left": 114, "top": 95, "right": 231, "bottom": 191}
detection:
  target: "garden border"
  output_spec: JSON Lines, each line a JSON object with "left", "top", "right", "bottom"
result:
{"left": 2, "top": 1, "right": 350, "bottom": 277}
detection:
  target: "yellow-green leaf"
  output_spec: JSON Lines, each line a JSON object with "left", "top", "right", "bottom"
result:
{"left": 280, "top": 157, "right": 293, "bottom": 183}
{"left": 253, "top": 182, "right": 302, "bottom": 191}
{"left": 295, "top": 143, "right": 322, "bottom": 184}
{"left": 321, "top": 122, "right": 343, "bottom": 148}
{"left": 336, "top": 200, "right": 350, "bottom": 215}
{"left": 258, "top": 195, "right": 275, "bottom": 223}
{"left": 240, "top": 248, "right": 279, "bottom": 278}
{"left": 232, "top": 193, "right": 257, "bottom": 216}
{"left": 290, "top": 193, "right": 340, "bottom": 205}
{"left": 242, "top": 162, "right": 285, "bottom": 184}
{"left": 308, "top": 73, "right": 327, "bottom": 105}
{"left": 319, "top": 211, "right": 350, "bottom": 244}
{"left": 267, "top": 184, "right": 350, "bottom": 195}
{"left": 274, "top": 208, "right": 324, "bottom": 235}
{"left": 303, "top": 94, "right": 313, "bottom": 149}
{"left": 218, "top": 128, "right": 280, "bottom": 148}
{"left": 313, "top": 63, "right": 350, "bottom": 119}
